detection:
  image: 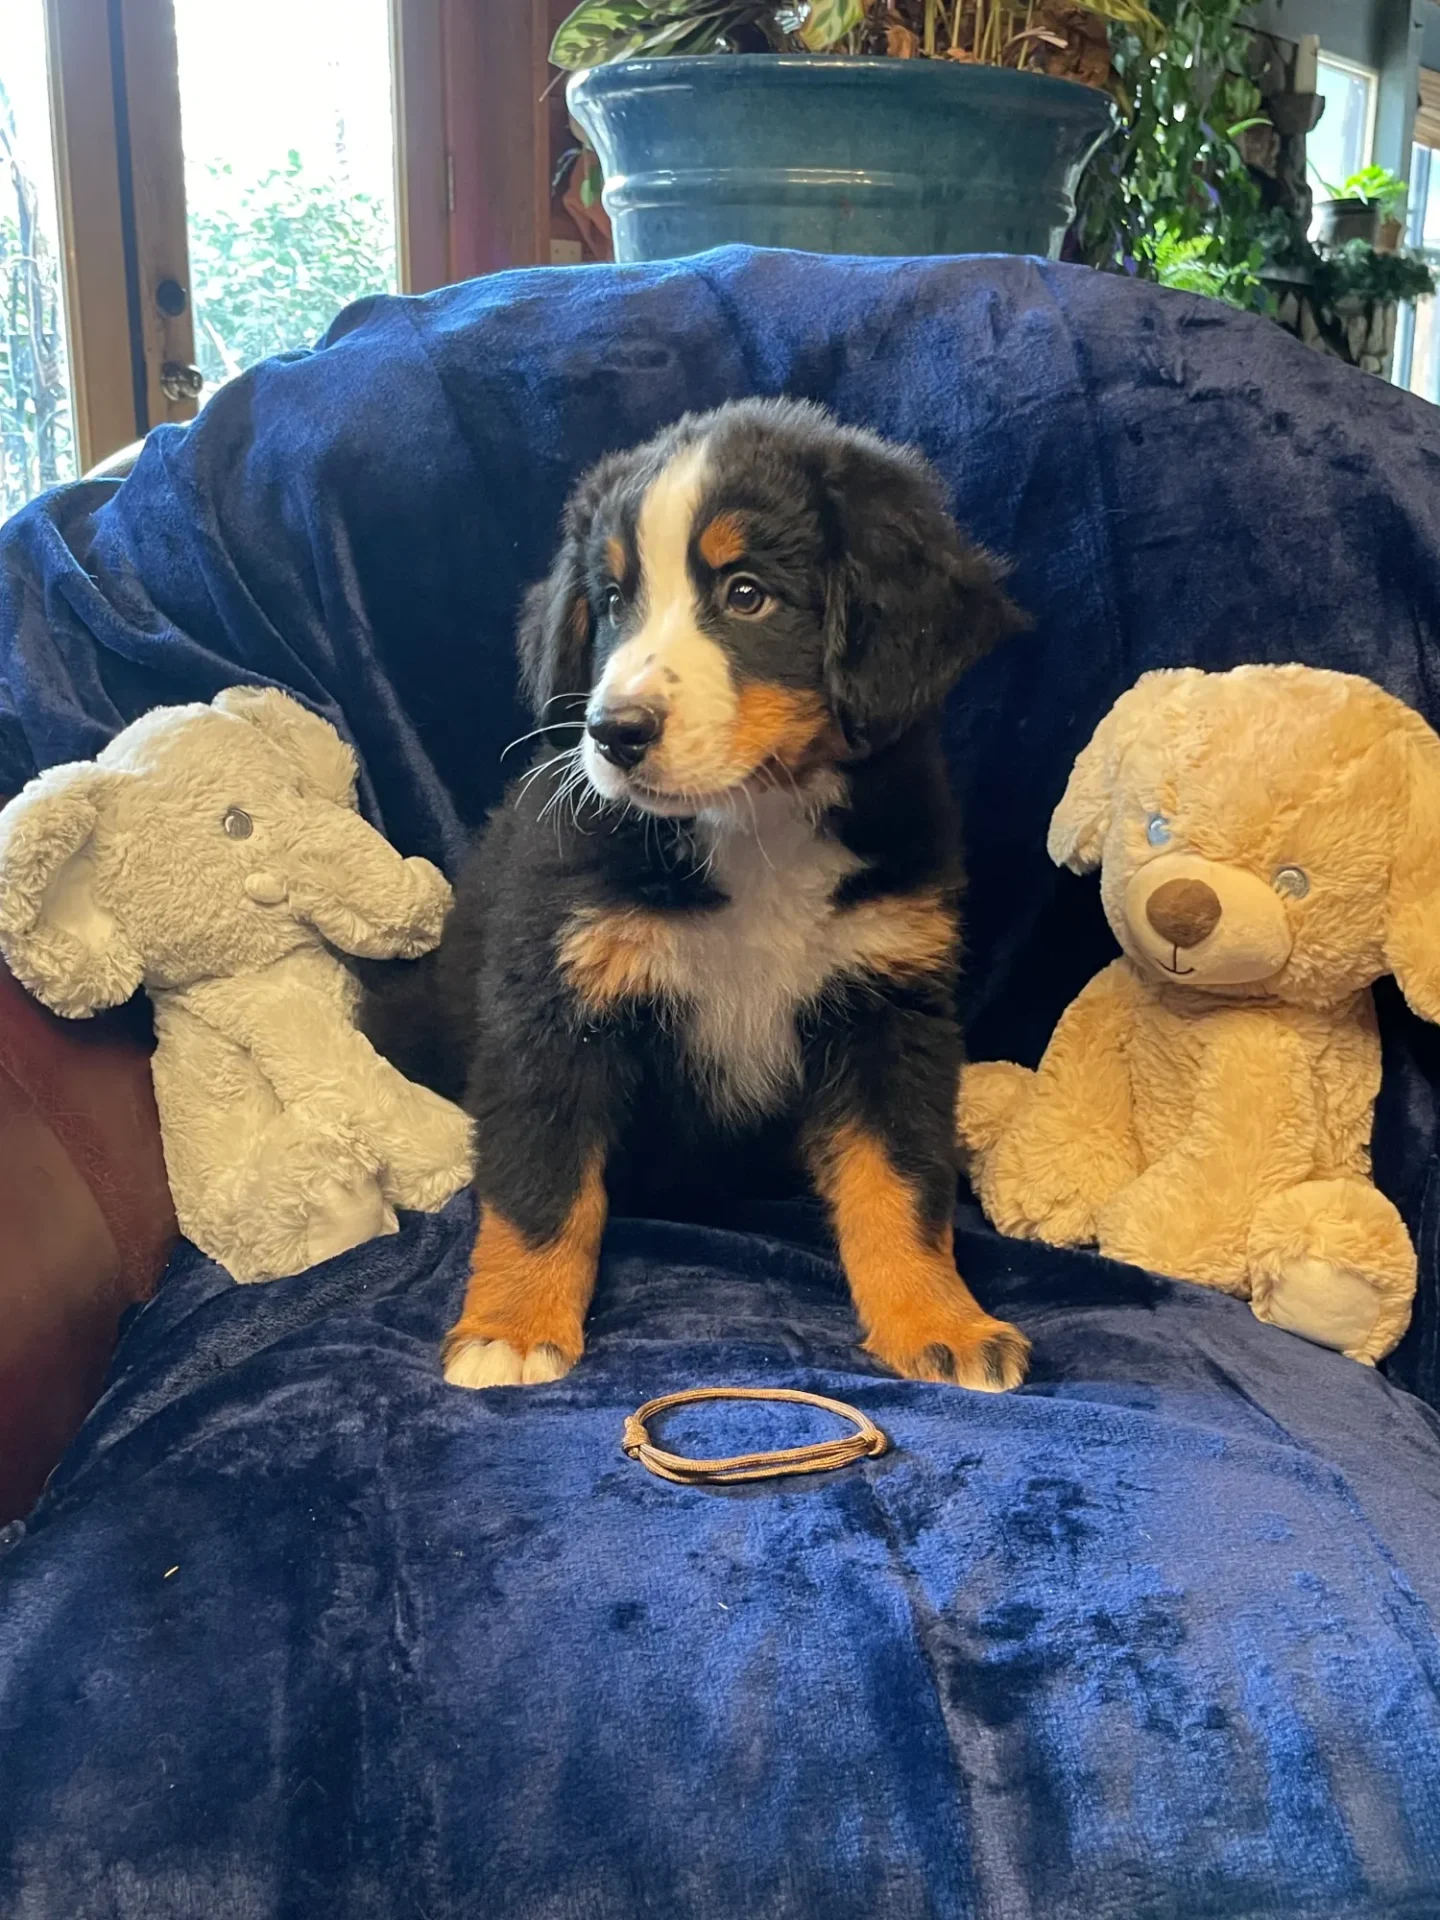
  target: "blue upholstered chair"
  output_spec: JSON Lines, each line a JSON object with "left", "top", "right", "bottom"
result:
{"left": 2, "top": 250, "right": 1438, "bottom": 1919}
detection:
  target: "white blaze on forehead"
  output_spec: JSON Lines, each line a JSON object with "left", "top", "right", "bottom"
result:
{"left": 593, "top": 438, "right": 735, "bottom": 723}
{"left": 638, "top": 438, "right": 710, "bottom": 631}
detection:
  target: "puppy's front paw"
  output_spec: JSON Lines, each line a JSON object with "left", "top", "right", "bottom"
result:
{"left": 865, "top": 1309, "right": 1031, "bottom": 1393}
{"left": 442, "top": 1335, "right": 575, "bottom": 1390}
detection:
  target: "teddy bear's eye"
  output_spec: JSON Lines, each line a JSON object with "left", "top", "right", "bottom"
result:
{"left": 1145, "top": 813, "right": 1172, "bottom": 847}
{"left": 222, "top": 807, "right": 254, "bottom": 840}
{"left": 1273, "top": 865, "right": 1309, "bottom": 899}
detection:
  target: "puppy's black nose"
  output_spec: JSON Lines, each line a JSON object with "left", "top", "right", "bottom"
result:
{"left": 587, "top": 702, "right": 664, "bottom": 771}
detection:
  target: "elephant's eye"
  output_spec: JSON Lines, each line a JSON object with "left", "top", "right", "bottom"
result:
{"left": 1273, "top": 865, "right": 1309, "bottom": 899}
{"left": 1145, "top": 813, "right": 1172, "bottom": 847}
{"left": 222, "top": 807, "right": 254, "bottom": 840}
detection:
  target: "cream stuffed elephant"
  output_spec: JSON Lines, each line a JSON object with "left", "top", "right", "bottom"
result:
{"left": 958, "top": 665, "right": 1440, "bottom": 1366}
{"left": 0, "top": 687, "right": 473, "bottom": 1282}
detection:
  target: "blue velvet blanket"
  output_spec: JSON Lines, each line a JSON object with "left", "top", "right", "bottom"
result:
{"left": 3, "top": 250, "right": 1440, "bottom": 1918}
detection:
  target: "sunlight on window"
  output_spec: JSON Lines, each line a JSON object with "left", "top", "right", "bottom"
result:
{"left": 1, "top": 5, "right": 78, "bottom": 520}
{"left": 1405, "top": 145, "right": 1440, "bottom": 405}
{"left": 173, "top": 0, "right": 398, "bottom": 393}
{"left": 1309, "top": 55, "right": 1377, "bottom": 233}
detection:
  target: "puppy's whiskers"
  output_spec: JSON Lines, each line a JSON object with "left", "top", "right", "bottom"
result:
{"left": 516, "top": 747, "right": 578, "bottom": 804}
{"left": 501, "top": 720, "right": 585, "bottom": 764}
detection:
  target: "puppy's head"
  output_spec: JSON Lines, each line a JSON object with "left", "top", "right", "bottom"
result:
{"left": 518, "top": 399, "right": 1022, "bottom": 817}
{"left": 1050, "top": 664, "right": 1440, "bottom": 1016}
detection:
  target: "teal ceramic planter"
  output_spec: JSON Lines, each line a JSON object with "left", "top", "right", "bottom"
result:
{"left": 568, "top": 55, "right": 1115, "bottom": 262}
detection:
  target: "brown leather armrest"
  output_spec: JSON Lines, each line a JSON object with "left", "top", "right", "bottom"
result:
{"left": 0, "top": 959, "right": 176, "bottom": 1522}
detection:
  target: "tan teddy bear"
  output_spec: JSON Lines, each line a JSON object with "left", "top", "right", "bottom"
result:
{"left": 957, "top": 664, "right": 1440, "bottom": 1365}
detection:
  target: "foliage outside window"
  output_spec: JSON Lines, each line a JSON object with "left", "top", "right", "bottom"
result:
{"left": 187, "top": 154, "right": 396, "bottom": 390}
{"left": 1, "top": 78, "right": 74, "bottom": 521}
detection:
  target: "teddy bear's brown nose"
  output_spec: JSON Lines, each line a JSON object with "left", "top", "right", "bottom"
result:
{"left": 1146, "top": 878, "right": 1222, "bottom": 949}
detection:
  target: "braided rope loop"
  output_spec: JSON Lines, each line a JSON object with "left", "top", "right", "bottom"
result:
{"left": 621, "top": 1386, "right": 888, "bottom": 1485}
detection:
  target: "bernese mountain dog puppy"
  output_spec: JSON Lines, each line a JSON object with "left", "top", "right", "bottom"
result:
{"left": 365, "top": 398, "right": 1032, "bottom": 1394}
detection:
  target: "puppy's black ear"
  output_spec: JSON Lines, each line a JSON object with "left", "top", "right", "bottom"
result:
{"left": 518, "top": 452, "right": 630, "bottom": 727}
{"left": 822, "top": 435, "right": 1026, "bottom": 754}
{"left": 516, "top": 522, "right": 593, "bottom": 730}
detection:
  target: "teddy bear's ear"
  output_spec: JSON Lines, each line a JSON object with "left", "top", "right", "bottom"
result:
{"left": 213, "top": 687, "right": 358, "bottom": 808}
{"left": 1047, "top": 671, "right": 1197, "bottom": 874}
{"left": 1383, "top": 720, "right": 1440, "bottom": 1024}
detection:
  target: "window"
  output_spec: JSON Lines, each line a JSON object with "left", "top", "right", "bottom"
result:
{"left": 1399, "top": 143, "right": 1440, "bottom": 405}
{"left": 1309, "top": 54, "right": 1378, "bottom": 232}
{"left": 173, "top": 0, "right": 398, "bottom": 396}
{"left": 1, "top": 6, "right": 79, "bottom": 519}
{"left": 0, "top": 0, "right": 464, "bottom": 521}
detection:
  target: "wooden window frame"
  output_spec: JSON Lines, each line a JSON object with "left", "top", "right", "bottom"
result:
{"left": 40, "top": 0, "right": 472, "bottom": 477}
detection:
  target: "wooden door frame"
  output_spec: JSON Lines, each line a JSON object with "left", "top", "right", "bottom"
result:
{"left": 43, "top": 0, "right": 139, "bottom": 471}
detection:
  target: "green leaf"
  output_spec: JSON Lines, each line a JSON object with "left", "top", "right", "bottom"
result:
{"left": 550, "top": 0, "right": 661, "bottom": 68}
{"left": 797, "top": 0, "right": 865, "bottom": 52}
{"left": 1071, "top": 0, "right": 1164, "bottom": 53}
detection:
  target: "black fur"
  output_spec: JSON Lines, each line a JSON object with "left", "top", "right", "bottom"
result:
{"left": 364, "top": 400, "right": 1024, "bottom": 1286}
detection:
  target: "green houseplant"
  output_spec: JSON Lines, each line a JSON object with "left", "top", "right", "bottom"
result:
{"left": 1071, "top": 0, "right": 1272, "bottom": 308}
{"left": 1314, "top": 166, "right": 1407, "bottom": 251}
{"left": 550, "top": 0, "right": 1146, "bottom": 261}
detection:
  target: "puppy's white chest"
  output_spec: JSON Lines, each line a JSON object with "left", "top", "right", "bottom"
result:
{"left": 671, "top": 801, "right": 860, "bottom": 1121}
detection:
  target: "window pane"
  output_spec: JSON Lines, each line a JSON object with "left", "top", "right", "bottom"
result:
{"left": 172, "top": 0, "right": 398, "bottom": 393}
{"left": 1404, "top": 145, "right": 1440, "bottom": 405}
{"left": 1, "top": 6, "right": 78, "bottom": 519}
{"left": 1310, "top": 57, "right": 1376, "bottom": 232}
{"left": 1409, "top": 294, "right": 1438, "bottom": 403}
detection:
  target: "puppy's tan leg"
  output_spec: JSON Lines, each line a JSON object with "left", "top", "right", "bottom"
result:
{"left": 442, "top": 1160, "right": 607, "bottom": 1389}
{"left": 810, "top": 1124, "right": 1030, "bottom": 1392}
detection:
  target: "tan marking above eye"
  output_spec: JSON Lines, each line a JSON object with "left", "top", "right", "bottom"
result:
{"left": 605, "top": 536, "right": 627, "bottom": 582}
{"left": 698, "top": 512, "right": 747, "bottom": 570}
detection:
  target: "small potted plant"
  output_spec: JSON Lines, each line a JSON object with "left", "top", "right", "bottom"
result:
{"left": 1313, "top": 166, "right": 1407, "bottom": 251}
{"left": 551, "top": 0, "right": 1143, "bottom": 262}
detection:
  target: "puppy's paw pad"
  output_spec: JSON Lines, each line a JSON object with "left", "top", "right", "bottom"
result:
{"left": 442, "top": 1337, "right": 574, "bottom": 1390}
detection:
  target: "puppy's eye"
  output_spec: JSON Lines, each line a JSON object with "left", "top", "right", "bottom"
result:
{"left": 603, "top": 585, "right": 624, "bottom": 621}
{"left": 1273, "top": 865, "right": 1309, "bottom": 899}
{"left": 724, "top": 575, "right": 770, "bottom": 618}
{"left": 222, "top": 807, "right": 253, "bottom": 840}
{"left": 1145, "top": 813, "right": 1172, "bottom": 847}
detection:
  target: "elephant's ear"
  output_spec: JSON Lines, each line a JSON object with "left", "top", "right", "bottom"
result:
{"left": 0, "top": 765, "right": 142, "bottom": 1017}
{"left": 213, "top": 686, "right": 358, "bottom": 808}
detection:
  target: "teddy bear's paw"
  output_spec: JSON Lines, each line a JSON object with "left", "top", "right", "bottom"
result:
{"left": 974, "top": 1138, "right": 1107, "bottom": 1248}
{"left": 865, "top": 1308, "right": 1031, "bottom": 1393}
{"left": 1249, "top": 1179, "right": 1417, "bottom": 1364}
{"left": 956, "top": 1061, "right": 1036, "bottom": 1153}
{"left": 1095, "top": 1174, "right": 1251, "bottom": 1294}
